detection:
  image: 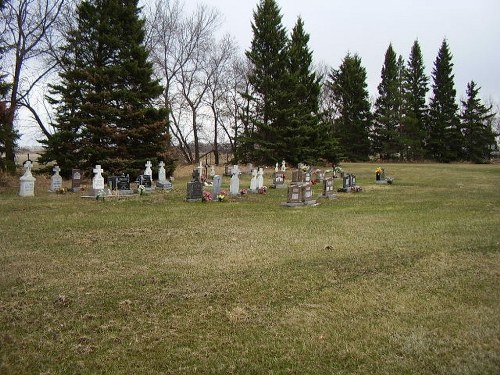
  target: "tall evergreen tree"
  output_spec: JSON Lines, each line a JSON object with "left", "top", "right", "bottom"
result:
{"left": 401, "top": 40, "right": 428, "bottom": 160}
{"left": 243, "top": 0, "right": 289, "bottom": 163}
{"left": 460, "top": 81, "right": 496, "bottom": 163}
{"left": 327, "top": 53, "right": 371, "bottom": 161}
{"left": 279, "top": 17, "right": 336, "bottom": 164}
{"left": 372, "top": 44, "right": 404, "bottom": 159}
{"left": 427, "top": 39, "right": 461, "bottom": 161}
{"left": 40, "top": 0, "right": 172, "bottom": 176}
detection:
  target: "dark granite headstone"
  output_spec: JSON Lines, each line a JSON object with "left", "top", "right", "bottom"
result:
{"left": 186, "top": 180, "right": 203, "bottom": 202}
{"left": 71, "top": 169, "right": 81, "bottom": 192}
{"left": 137, "top": 175, "right": 152, "bottom": 189}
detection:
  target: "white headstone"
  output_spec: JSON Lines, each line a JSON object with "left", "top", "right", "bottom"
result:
{"left": 257, "top": 167, "right": 264, "bottom": 189}
{"left": 158, "top": 161, "right": 167, "bottom": 183}
{"left": 144, "top": 160, "right": 153, "bottom": 180}
{"left": 249, "top": 169, "right": 258, "bottom": 191}
{"left": 213, "top": 175, "right": 222, "bottom": 196}
{"left": 50, "top": 165, "right": 63, "bottom": 192}
{"left": 92, "top": 165, "right": 105, "bottom": 192}
{"left": 275, "top": 162, "right": 279, "bottom": 172}
{"left": 209, "top": 165, "right": 216, "bottom": 178}
{"left": 230, "top": 167, "right": 240, "bottom": 195}
{"left": 19, "top": 160, "right": 36, "bottom": 197}
{"left": 281, "top": 160, "right": 286, "bottom": 172}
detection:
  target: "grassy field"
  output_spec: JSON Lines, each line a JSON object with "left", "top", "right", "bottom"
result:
{"left": 1, "top": 163, "right": 499, "bottom": 374}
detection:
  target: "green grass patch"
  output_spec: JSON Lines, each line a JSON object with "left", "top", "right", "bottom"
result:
{"left": 1, "top": 163, "right": 499, "bottom": 374}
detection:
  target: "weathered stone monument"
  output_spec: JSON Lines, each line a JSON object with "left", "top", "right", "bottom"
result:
{"left": 186, "top": 169, "right": 203, "bottom": 202}
{"left": 71, "top": 169, "right": 81, "bottom": 192}
{"left": 212, "top": 175, "right": 222, "bottom": 196}
{"left": 92, "top": 165, "right": 106, "bottom": 195}
{"left": 156, "top": 161, "right": 173, "bottom": 190}
{"left": 19, "top": 160, "right": 36, "bottom": 197}
{"left": 144, "top": 160, "right": 153, "bottom": 182}
{"left": 257, "top": 167, "right": 264, "bottom": 189}
{"left": 249, "top": 168, "right": 258, "bottom": 192}
{"left": 230, "top": 165, "right": 240, "bottom": 195}
{"left": 272, "top": 170, "right": 287, "bottom": 188}
{"left": 49, "top": 165, "right": 63, "bottom": 192}
{"left": 320, "top": 177, "right": 336, "bottom": 199}
{"left": 108, "top": 174, "right": 133, "bottom": 195}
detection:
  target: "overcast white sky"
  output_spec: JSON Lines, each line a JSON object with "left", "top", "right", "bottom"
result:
{"left": 199, "top": 0, "right": 500, "bottom": 103}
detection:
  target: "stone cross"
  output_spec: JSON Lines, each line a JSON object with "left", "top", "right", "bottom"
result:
{"left": 144, "top": 160, "right": 153, "bottom": 177}
{"left": 92, "top": 165, "right": 105, "bottom": 191}
{"left": 23, "top": 160, "right": 33, "bottom": 177}
{"left": 93, "top": 164, "right": 103, "bottom": 177}
{"left": 50, "top": 165, "right": 63, "bottom": 192}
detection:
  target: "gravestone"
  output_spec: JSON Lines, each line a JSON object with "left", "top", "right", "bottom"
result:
{"left": 49, "top": 165, "right": 63, "bottom": 192}
{"left": 109, "top": 174, "right": 133, "bottom": 195}
{"left": 257, "top": 167, "right": 264, "bottom": 189}
{"left": 281, "top": 160, "right": 287, "bottom": 172}
{"left": 342, "top": 174, "right": 351, "bottom": 191}
{"left": 302, "top": 184, "right": 316, "bottom": 205}
{"left": 212, "top": 175, "right": 222, "bottom": 196}
{"left": 144, "top": 161, "right": 153, "bottom": 183}
{"left": 272, "top": 170, "right": 287, "bottom": 188}
{"left": 92, "top": 165, "right": 106, "bottom": 195}
{"left": 320, "top": 177, "right": 336, "bottom": 199}
{"left": 229, "top": 165, "right": 240, "bottom": 195}
{"left": 275, "top": 162, "right": 279, "bottom": 172}
{"left": 19, "top": 160, "right": 36, "bottom": 197}
{"left": 137, "top": 175, "right": 152, "bottom": 191}
{"left": 209, "top": 165, "right": 216, "bottom": 179}
{"left": 249, "top": 169, "right": 258, "bottom": 192}
{"left": 156, "top": 161, "right": 173, "bottom": 190}
{"left": 186, "top": 169, "right": 203, "bottom": 202}
{"left": 71, "top": 169, "right": 81, "bottom": 192}
{"left": 284, "top": 185, "right": 303, "bottom": 206}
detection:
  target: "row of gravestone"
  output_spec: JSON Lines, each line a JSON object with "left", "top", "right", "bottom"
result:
{"left": 18, "top": 160, "right": 173, "bottom": 197}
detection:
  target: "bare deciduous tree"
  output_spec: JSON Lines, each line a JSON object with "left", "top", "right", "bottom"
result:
{"left": 147, "top": 0, "right": 222, "bottom": 163}
{"left": 0, "top": 0, "right": 64, "bottom": 170}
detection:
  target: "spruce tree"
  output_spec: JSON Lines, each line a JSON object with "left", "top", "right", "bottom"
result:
{"left": 244, "top": 0, "right": 289, "bottom": 163}
{"left": 40, "top": 0, "right": 172, "bottom": 177}
{"left": 372, "top": 44, "right": 404, "bottom": 159}
{"left": 401, "top": 40, "right": 428, "bottom": 160}
{"left": 327, "top": 54, "right": 371, "bottom": 161}
{"left": 460, "top": 81, "right": 496, "bottom": 163}
{"left": 280, "top": 17, "right": 331, "bottom": 164}
{"left": 427, "top": 39, "right": 461, "bottom": 161}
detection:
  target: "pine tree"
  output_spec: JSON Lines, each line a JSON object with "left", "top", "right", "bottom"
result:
{"left": 460, "top": 81, "right": 496, "bottom": 163}
{"left": 427, "top": 39, "right": 461, "bottom": 162}
{"left": 401, "top": 40, "right": 428, "bottom": 160}
{"left": 243, "top": 0, "right": 289, "bottom": 163}
{"left": 279, "top": 17, "right": 334, "bottom": 164}
{"left": 328, "top": 54, "right": 371, "bottom": 161}
{"left": 372, "top": 44, "right": 404, "bottom": 159}
{"left": 40, "top": 0, "right": 172, "bottom": 177}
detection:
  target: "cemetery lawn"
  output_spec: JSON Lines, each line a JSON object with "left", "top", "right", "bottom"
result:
{"left": 1, "top": 163, "right": 499, "bottom": 374}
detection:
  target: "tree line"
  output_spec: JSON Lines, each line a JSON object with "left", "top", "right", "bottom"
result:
{"left": 0, "top": 0, "right": 498, "bottom": 176}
